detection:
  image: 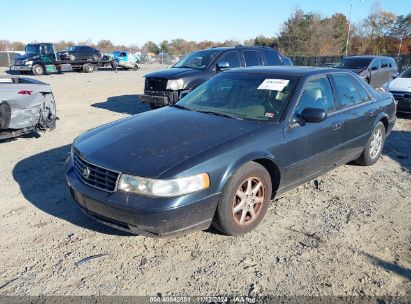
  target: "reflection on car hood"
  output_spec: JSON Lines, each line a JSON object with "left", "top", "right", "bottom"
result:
{"left": 74, "top": 107, "right": 264, "bottom": 178}
{"left": 144, "top": 67, "right": 204, "bottom": 79}
{"left": 388, "top": 77, "right": 411, "bottom": 92}
{"left": 15, "top": 53, "right": 38, "bottom": 61}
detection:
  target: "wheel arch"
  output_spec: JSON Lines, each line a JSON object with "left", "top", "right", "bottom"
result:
{"left": 375, "top": 112, "right": 389, "bottom": 132}
{"left": 218, "top": 152, "right": 282, "bottom": 200}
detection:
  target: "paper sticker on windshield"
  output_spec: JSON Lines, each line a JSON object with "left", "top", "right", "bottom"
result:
{"left": 257, "top": 79, "right": 289, "bottom": 91}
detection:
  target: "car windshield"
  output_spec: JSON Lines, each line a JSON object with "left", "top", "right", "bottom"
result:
{"left": 335, "top": 58, "right": 372, "bottom": 70}
{"left": 173, "top": 50, "right": 220, "bottom": 69}
{"left": 400, "top": 68, "right": 411, "bottom": 78}
{"left": 176, "top": 73, "right": 296, "bottom": 122}
{"left": 25, "top": 44, "right": 39, "bottom": 54}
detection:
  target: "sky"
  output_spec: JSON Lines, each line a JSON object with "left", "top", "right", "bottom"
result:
{"left": 1, "top": 0, "right": 410, "bottom": 46}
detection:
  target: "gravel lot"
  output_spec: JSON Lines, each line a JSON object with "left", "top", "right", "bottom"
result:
{"left": 0, "top": 66, "right": 410, "bottom": 297}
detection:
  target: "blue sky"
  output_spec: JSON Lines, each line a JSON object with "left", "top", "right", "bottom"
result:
{"left": 1, "top": 0, "right": 409, "bottom": 45}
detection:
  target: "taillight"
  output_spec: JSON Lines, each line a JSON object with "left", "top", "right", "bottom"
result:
{"left": 18, "top": 90, "right": 33, "bottom": 95}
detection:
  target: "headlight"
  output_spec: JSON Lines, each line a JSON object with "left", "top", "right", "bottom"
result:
{"left": 166, "top": 79, "right": 184, "bottom": 91}
{"left": 25, "top": 60, "right": 33, "bottom": 66}
{"left": 117, "top": 173, "right": 210, "bottom": 197}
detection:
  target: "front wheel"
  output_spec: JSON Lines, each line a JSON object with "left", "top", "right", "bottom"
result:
{"left": 32, "top": 64, "right": 44, "bottom": 76}
{"left": 92, "top": 54, "right": 99, "bottom": 61}
{"left": 355, "top": 121, "right": 385, "bottom": 166}
{"left": 69, "top": 54, "right": 76, "bottom": 61}
{"left": 213, "top": 162, "right": 272, "bottom": 236}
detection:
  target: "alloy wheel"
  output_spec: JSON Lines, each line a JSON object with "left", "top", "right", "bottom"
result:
{"left": 232, "top": 177, "right": 265, "bottom": 225}
{"left": 369, "top": 128, "right": 382, "bottom": 159}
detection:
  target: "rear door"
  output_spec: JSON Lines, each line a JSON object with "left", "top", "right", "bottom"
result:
{"left": 330, "top": 73, "right": 377, "bottom": 162}
{"left": 242, "top": 50, "right": 263, "bottom": 67}
{"left": 283, "top": 75, "right": 344, "bottom": 187}
{"left": 261, "top": 49, "right": 283, "bottom": 66}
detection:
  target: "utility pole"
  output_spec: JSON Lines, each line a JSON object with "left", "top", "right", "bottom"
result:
{"left": 398, "top": 35, "right": 403, "bottom": 57}
{"left": 345, "top": 3, "right": 353, "bottom": 57}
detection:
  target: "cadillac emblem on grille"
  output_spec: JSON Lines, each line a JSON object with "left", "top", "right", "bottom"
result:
{"left": 82, "top": 167, "right": 90, "bottom": 179}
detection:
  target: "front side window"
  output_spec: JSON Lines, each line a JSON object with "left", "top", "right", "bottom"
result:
{"left": 177, "top": 73, "right": 297, "bottom": 122}
{"left": 399, "top": 67, "right": 411, "bottom": 78}
{"left": 295, "top": 77, "right": 335, "bottom": 116}
{"left": 173, "top": 50, "right": 220, "bottom": 69}
{"left": 381, "top": 59, "right": 389, "bottom": 68}
{"left": 370, "top": 59, "right": 380, "bottom": 70}
{"left": 243, "top": 51, "right": 262, "bottom": 67}
{"left": 218, "top": 51, "right": 241, "bottom": 68}
{"left": 331, "top": 73, "right": 363, "bottom": 109}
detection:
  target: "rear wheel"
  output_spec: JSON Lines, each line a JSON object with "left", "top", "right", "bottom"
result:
{"left": 355, "top": 121, "right": 385, "bottom": 166}
{"left": 213, "top": 162, "right": 272, "bottom": 236}
{"left": 32, "top": 64, "right": 44, "bottom": 76}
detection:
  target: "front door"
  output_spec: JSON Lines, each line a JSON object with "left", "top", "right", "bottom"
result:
{"left": 283, "top": 75, "right": 343, "bottom": 187}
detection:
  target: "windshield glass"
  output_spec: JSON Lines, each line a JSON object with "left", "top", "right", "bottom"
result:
{"left": 173, "top": 50, "right": 220, "bottom": 69}
{"left": 177, "top": 73, "right": 296, "bottom": 122}
{"left": 335, "top": 58, "right": 372, "bottom": 70}
{"left": 25, "top": 44, "right": 39, "bottom": 54}
{"left": 400, "top": 68, "right": 411, "bottom": 78}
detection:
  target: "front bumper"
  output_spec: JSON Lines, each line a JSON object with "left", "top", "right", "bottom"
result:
{"left": 393, "top": 94, "right": 411, "bottom": 114}
{"left": 137, "top": 90, "right": 180, "bottom": 106}
{"left": 10, "top": 65, "right": 32, "bottom": 71}
{"left": 64, "top": 157, "right": 219, "bottom": 237}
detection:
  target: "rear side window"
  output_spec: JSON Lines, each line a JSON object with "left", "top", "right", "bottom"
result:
{"left": 381, "top": 59, "right": 389, "bottom": 68}
{"left": 262, "top": 50, "right": 283, "bottom": 65}
{"left": 295, "top": 77, "right": 335, "bottom": 116}
{"left": 219, "top": 51, "right": 241, "bottom": 68}
{"left": 331, "top": 74, "right": 363, "bottom": 109}
{"left": 243, "top": 50, "right": 262, "bottom": 67}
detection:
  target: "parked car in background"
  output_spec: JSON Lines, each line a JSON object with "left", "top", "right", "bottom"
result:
{"left": 57, "top": 46, "right": 101, "bottom": 61}
{"left": 335, "top": 55, "right": 398, "bottom": 89}
{"left": 138, "top": 46, "right": 286, "bottom": 108}
{"left": 383, "top": 67, "right": 411, "bottom": 114}
{"left": 0, "top": 76, "right": 57, "bottom": 140}
{"left": 111, "top": 51, "right": 139, "bottom": 70}
{"left": 65, "top": 67, "right": 395, "bottom": 237}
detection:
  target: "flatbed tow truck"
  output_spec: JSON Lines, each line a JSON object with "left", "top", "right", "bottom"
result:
{"left": 10, "top": 43, "right": 112, "bottom": 75}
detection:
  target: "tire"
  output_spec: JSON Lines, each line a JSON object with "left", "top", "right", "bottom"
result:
{"left": 212, "top": 161, "right": 272, "bottom": 236}
{"left": 92, "top": 54, "right": 99, "bottom": 61}
{"left": 69, "top": 54, "right": 76, "bottom": 61}
{"left": 83, "top": 63, "right": 94, "bottom": 73}
{"left": 0, "top": 103, "right": 11, "bottom": 129}
{"left": 32, "top": 64, "right": 44, "bottom": 76}
{"left": 355, "top": 121, "right": 385, "bottom": 166}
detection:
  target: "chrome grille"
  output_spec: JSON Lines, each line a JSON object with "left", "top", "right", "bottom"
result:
{"left": 73, "top": 151, "right": 120, "bottom": 192}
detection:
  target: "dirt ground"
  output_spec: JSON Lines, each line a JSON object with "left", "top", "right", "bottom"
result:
{"left": 0, "top": 65, "right": 410, "bottom": 298}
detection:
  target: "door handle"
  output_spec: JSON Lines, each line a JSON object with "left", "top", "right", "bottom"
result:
{"left": 332, "top": 121, "right": 343, "bottom": 130}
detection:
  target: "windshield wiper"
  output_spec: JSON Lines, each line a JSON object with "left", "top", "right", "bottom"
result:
{"left": 196, "top": 110, "right": 242, "bottom": 120}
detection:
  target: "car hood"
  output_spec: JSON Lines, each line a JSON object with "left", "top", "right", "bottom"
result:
{"left": 74, "top": 107, "right": 265, "bottom": 178}
{"left": 144, "top": 67, "right": 204, "bottom": 80}
{"left": 15, "top": 53, "right": 38, "bottom": 61}
{"left": 387, "top": 78, "right": 411, "bottom": 92}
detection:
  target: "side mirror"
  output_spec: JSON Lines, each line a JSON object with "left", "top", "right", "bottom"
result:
{"left": 300, "top": 108, "right": 327, "bottom": 123}
{"left": 216, "top": 61, "right": 230, "bottom": 72}
{"left": 392, "top": 72, "right": 399, "bottom": 79}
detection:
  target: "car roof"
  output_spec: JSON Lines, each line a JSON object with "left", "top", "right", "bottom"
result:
{"left": 344, "top": 55, "right": 392, "bottom": 60}
{"left": 227, "top": 66, "right": 338, "bottom": 77}
{"left": 204, "top": 46, "right": 279, "bottom": 52}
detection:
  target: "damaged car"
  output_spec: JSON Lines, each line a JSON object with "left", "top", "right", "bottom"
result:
{"left": 0, "top": 76, "right": 57, "bottom": 140}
